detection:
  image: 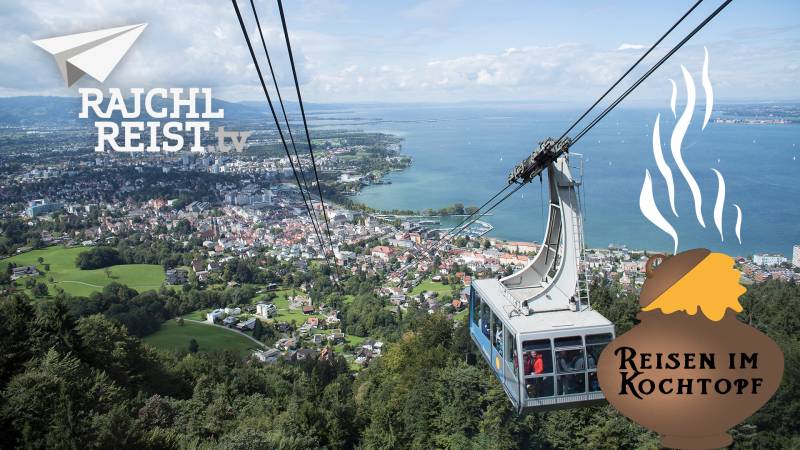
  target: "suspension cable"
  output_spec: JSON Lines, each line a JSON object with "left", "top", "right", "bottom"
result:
{"left": 441, "top": 0, "right": 733, "bottom": 244}
{"left": 556, "top": 0, "right": 705, "bottom": 143}
{"left": 277, "top": 0, "right": 339, "bottom": 280}
{"left": 396, "top": 0, "right": 734, "bottom": 275}
{"left": 231, "top": 0, "right": 331, "bottom": 267}
{"left": 571, "top": 0, "right": 733, "bottom": 145}
{"left": 428, "top": 184, "right": 513, "bottom": 252}
{"left": 247, "top": 0, "right": 325, "bottom": 252}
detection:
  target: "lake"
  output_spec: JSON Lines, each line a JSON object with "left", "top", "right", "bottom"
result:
{"left": 311, "top": 103, "right": 800, "bottom": 257}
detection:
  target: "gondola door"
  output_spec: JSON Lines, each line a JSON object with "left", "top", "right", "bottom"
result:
{"left": 502, "top": 328, "right": 520, "bottom": 406}
{"left": 470, "top": 288, "right": 492, "bottom": 360}
{"left": 489, "top": 309, "right": 504, "bottom": 380}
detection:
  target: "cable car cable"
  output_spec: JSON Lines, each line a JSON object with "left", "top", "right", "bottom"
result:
{"left": 410, "top": 0, "right": 733, "bottom": 270}
{"left": 392, "top": 183, "right": 525, "bottom": 278}
{"left": 427, "top": 0, "right": 734, "bottom": 254}
{"left": 247, "top": 0, "right": 327, "bottom": 259}
{"left": 571, "top": 0, "right": 733, "bottom": 146}
{"left": 555, "top": 0, "right": 705, "bottom": 144}
{"left": 277, "top": 0, "right": 341, "bottom": 283}
{"left": 428, "top": 184, "right": 513, "bottom": 253}
{"left": 413, "top": 0, "right": 710, "bottom": 264}
{"left": 231, "top": 0, "right": 332, "bottom": 270}
{"left": 392, "top": 183, "right": 516, "bottom": 276}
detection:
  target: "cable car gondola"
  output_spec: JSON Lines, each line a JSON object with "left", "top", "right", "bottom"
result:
{"left": 469, "top": 153, "right": 615, "bottom": 413}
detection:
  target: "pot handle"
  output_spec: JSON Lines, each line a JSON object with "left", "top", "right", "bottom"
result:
{"left": 645, "top": 254, "right": 667, "bottom": 278}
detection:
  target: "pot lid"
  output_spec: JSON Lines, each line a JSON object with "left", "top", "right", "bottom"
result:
{"left": 640, "top": 248, "right": 710, "bottom": 307}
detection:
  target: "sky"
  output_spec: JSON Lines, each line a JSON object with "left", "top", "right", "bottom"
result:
{"left": 1, "top": 0, "right": 798, "bottom": 104}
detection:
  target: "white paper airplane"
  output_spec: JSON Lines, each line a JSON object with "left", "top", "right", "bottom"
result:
{"left": 33, "top": 23, "right": 147, "bottom": 87}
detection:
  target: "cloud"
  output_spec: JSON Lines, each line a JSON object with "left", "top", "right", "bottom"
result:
{"left": 617, "top": 43, "right": 647, "bottom": 50}
{"left": 0, "top": 0, "right": 798, "bottom": 104}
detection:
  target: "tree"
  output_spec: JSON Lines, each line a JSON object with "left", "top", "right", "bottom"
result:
{"left": 32, "top": 282, "right": 48, "bottom": 298}
{"left": 252, "top": 318, "right": 264, "bottom": 340}
{"left": 0, "top": 294, "right": 35, "bottom": 386}
{"left": 75, "top": 247, "right": 122, "bottom": 270}
{"left": 188, "top": 338, "right": 199, "bottom": 353}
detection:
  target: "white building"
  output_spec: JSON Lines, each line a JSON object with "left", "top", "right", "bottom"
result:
{"left": 793, "top": 245, "right": 800, "bottom": 268}
{"left": 256, "top": 302, "right": 277, "bottom": 318}
{"left": 206, "top": 309, "right": 225, "bottom": 324}
{"left": 252, "top": 348, "right": 280, "bottom": 363}
{"left": 753, "top": 253, "right": 787, "bottom": 267}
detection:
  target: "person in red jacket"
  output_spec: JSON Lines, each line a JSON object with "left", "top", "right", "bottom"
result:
{"left": 533, "top": 351, "right": 544, "bottom": 374}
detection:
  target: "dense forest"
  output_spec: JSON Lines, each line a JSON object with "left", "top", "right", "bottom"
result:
{"left": 0, "top": 279, "right": 797, "bottom": 449}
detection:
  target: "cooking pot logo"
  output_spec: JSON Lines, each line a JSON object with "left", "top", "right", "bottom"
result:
{"left": 597, "top": 249, "right": 784, "bottom": 449}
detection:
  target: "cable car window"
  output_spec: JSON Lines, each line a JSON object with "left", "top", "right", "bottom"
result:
{"left": 522, "top": 339, "right": 553, "bottom": 375}
{"left": 471, "top": 291, "right": 481, "bottom": 327}
{"left": 557, "top": 373, "right": 586, "bottom": 395}
{"left": 554, "top": 336, "right": 583, "bottom": 348}
{"left": 491, "top": 311, "right": 503, "bottom": 356}
{"left": 479, "top": 301, "right": 490, "bottom": 339}
{"left": 585, "top": 333, "right": 613, "bottom": 345}
{"left": 525, "top": 376, "right": 555, "bottom": 398}
{"left": 588, "top": 372, "right": 601, "bottom": 392}
{"left": 505, "top": 330, "right": 515, "bottom": 365}
{"left": 556, "top": 348, "right": 585, "bottom": 373}
{"left": 585, "top": 333, "right": 612, "bottom": 369}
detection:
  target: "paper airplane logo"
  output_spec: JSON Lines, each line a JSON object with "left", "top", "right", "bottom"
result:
{"left": 33, "top": 23, "right": 147, "bottom": 87}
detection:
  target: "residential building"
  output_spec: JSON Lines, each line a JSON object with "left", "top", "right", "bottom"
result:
{"left": 252, "top": 348, "right": 280, "bottom": 363}
{"left": 753, "top": 253, "right": 787, "bottom": 267}
{"left": 236, "top": 317, "right": 257, "bottom": 331}
{"left": 256, "top": 302, "right": 277, "bottom": 318}
{"left": 26, "top": 199, "right": 62, "bottom": 218}
{"left": 165, "top": 268, "right": 188, "bottom": 285}
{"left": 206, "top": 309, "right": 225, "bottom": 324}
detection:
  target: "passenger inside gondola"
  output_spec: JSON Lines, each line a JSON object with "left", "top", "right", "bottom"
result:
{"left": 585, "top": 333, "right": 612, "bottom": 369}
{"left": 522, "top": 340, "right": 553, "bottom": 376}
{"left": 480, "top": 316, "right": 489, "bottom": 338}
{"left": 525, "top": 376, "right": 555, "bottom": 398}
{"left": 586, "top": 352, "right": 597, "bottom": 369}
{"left": 556, "top": 344, "right": 586, "bottom": 395}
{"left": 479, "top": 303, "right": 490, "bottom": 339}
{"left": 588, "top": 372, "right": 600, "bottom": 391}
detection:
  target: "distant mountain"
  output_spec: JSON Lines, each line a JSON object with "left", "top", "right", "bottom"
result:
{"left": 0, "top": 95, "right": 268, "bottom": 127}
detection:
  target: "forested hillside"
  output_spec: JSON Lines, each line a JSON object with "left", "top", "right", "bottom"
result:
{"left": 0, "top": 279, "right": 797, "bottom": 449}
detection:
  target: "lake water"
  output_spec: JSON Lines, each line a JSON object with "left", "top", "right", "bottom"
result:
{"left": 311, "top": 103, "right": 800, "bottom": 257}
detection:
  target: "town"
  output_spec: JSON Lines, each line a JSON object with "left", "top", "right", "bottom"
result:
{"left": 3, "top": 128, "right": 799, "bottom": 368}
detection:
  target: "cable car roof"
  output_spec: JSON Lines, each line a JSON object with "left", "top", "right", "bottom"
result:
{"left": 472, "top": 279, "right": 613, "bottom": 334}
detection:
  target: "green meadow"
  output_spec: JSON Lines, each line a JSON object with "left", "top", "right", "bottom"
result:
{"left": 143, "top": 320, "right": 261, "bottom": 356}
{"left": 409, "top": 278, "right": 455, "bottom": 297}
{"left": 3, "top": 246, "right": 164, "bottom": 297}
{"left": 266, "top": 288, "right": 324, "bottom": 324}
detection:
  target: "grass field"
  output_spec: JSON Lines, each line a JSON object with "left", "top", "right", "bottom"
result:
{"left": 268, "top": 289, "right": 324, "bottom": 324}
{"left": 2, "top": 246, "right": 164, "bottom": 297}
{"left": 143, "top": 321, "right": 261, "bottom": 356}
{"left": 185, "top": 309, "right": 212, "bottom": 321}
{"left": 409, "top": 278, "right": 456, "bottom": 297}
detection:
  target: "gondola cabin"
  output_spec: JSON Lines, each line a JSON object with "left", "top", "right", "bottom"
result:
{"left": 469, "top": 280, "right": 614, "bottom": 412}
{"left": 468, "top": 154, "right": 615, "bottom": 412}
